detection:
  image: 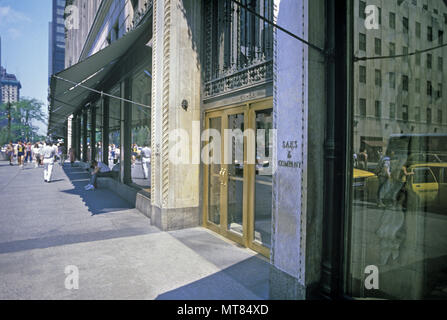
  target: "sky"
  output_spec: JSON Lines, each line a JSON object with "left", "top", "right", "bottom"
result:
{"left": 0, "top": 0, "right": 52, "bottom": 135}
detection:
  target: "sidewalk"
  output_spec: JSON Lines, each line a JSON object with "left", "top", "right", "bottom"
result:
{"left": 0, "top": 161, "right": 269, "bottom": 300}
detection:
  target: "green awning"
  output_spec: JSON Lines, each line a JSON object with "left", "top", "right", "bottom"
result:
{"left": 48, "top": 17, "right": 151, "bottom": 135}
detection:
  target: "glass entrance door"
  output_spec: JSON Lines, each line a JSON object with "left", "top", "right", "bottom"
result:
{"left": 224, "top": 108, "right": 247, "bottom": 246}
{"left": 204, "top": 99, "right": 273, "bottom": 257}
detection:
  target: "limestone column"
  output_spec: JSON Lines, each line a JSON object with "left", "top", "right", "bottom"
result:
{"left": 150, "top": 0, "right": 202, "bottom": 230}
{"left": 270, "top": 0, "right": 326, "bottom": 299}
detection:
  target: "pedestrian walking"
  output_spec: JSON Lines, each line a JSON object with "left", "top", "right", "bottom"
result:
{"left": 42, "top": 141, "right": 56, "bottom": 183}
{"left": 17, "top": 141, "right": 25, "bottom": 168}
{"left": 6, "top": 142, "right": 14, "bottom": 166}
{"left": 25, "top": 142, "right": 32, "bottom": 163}
{"left": 32, "top": 143, "right": 40, "bottom": 168}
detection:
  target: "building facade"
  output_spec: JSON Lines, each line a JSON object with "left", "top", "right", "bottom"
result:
{"left": 49, "top": 0, "right": 447, "bottom": 300}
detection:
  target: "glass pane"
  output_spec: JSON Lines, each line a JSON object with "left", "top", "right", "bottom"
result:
{"left": 227, "top": 113, "right": 245, "bottom": 236}
{"left": 130, "top": 65, "right": 152, "bottom": 188}
{"left": 208, "top": 117, "right": 222, "bottom": 225}
{"left": 347, "top": 0, "right": 447, "bottom": 300}
{"left": 108, "top": 85, "right": 121, "bottom": 177}
{"left": 254, "top": 108, "right": 273, "bottom": 248}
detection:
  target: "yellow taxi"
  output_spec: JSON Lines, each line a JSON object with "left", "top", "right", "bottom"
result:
{"left": 353, "top": 168, "right": 378, "bottom": 201}
{"left": 406, "top": 163, "right": 447, "bottom": 211}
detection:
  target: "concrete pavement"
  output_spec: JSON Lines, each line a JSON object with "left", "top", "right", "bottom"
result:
{"left": 0, "top": 161, "right": 269, "bottom": 300}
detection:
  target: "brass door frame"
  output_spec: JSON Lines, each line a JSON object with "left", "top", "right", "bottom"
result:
{"left": 203, "top": 98, "right": 273, "bottom": 258}
{"left": 203, "top": 111, "right": 223, "bottom": 236}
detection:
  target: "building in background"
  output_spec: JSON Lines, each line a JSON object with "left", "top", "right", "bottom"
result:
{"left": 48, "top": 0, "right": 67, "bottom": 84}
{"left": 0, "top": 36, "right": 22, "bottom": 104}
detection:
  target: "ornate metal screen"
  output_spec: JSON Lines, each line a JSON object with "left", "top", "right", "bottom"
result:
{"left": 204, "top": 0, "right": 274, "bottom": 99}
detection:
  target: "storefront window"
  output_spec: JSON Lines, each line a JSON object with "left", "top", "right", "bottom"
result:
{"left": 346, "top": 0, "right": 447, "bottom": 299}
{"left": 130, "top": 65, "right": 152, "bottom": 189}
{"left": 108, "top": 85, "right": 121, "bottom": 175}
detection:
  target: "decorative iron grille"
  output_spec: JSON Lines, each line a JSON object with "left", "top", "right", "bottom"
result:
{"left": 204, "top": 0, "right": 274, "bottom": 99}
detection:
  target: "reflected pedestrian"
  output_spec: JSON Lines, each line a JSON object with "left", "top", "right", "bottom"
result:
{"left": 376, "top": 152, "right": 391, "bottom": 208}
{"left": 359, "top": 149, "right": 368, "bottom": 170}
{"left": 69, "top": 147, "right": 75, "bottom": 167}
{"left": 141, "top": 144, "right": 151, "bottom": 180}
{"left": 393, "top": 159, "right": 414, "bottom": 210}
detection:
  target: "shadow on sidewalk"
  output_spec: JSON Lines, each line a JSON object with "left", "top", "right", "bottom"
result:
{"left": 155, "top": 256, "right": 270, "bottom": 300}
{"left": 60, "top": 163, "right": 133, "bottom": 216}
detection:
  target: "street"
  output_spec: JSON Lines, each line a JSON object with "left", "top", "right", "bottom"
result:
{"left": 0, "top": 161, "right": 269, "bottom": 300}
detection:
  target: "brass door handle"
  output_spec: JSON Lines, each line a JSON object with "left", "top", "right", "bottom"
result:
{"left": 220, "top": 168, "right": 227, "bottom": 186}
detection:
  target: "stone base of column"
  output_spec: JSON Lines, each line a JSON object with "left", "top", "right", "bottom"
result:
{"left": 135, "top": 192, "right": 151, "bottom": 219}
{"left": 151, "top": 205, "right": 200, "bottom": 231}
{"left": 269, "top": 266, "right": 320, "bottom": 300}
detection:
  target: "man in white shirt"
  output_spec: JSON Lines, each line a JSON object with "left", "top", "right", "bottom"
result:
{"left": 42, "top": 141, "right": 56, "bottom": 183}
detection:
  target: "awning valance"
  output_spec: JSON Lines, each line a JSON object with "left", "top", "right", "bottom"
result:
{"left": 364, "top": 140, "right": 385, "bottom": 147}
{"left": 48, "top": 16, "right": 151, "bottom": 135}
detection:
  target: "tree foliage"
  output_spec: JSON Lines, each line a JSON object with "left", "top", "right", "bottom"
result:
{"left": 0, "top": 98, "right": 47, "bottom": 145}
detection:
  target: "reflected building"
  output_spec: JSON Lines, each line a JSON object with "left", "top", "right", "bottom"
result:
{"left": 354, "top": 0, "right": 447, "bottom": 162}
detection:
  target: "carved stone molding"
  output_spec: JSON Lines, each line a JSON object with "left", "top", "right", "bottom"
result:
{"left": 161, "top": 0, "right": 171, "bottom": 207}
{"left": 151, "top": 0, "right": 158, "bottom": 203}
{"left": 204, "top": 59, "right": 273, "bottom": 99}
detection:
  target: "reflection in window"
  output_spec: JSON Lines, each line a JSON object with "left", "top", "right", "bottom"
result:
{"left": 348, "top": 0, "right": 447, "bottom": 300}
{"left": 130, "top": 65, "right": 152, "bottom": 189}
{"left": 254, "top": 108, "right": 273, "bottom": 248}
